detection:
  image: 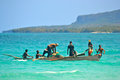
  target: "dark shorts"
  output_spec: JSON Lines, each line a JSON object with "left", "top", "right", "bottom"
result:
{"left": 69, "top": 51, "right": 74, "bottom": 56}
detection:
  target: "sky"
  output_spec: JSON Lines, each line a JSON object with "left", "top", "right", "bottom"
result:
{"left": 0, "top": 0, "right": 120, "bottom": 32}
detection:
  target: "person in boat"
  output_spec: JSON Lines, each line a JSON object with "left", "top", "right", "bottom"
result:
{"left": 67, "top": 41, "right": 77, "bottom": 56}
{"left": 95, "top": 45, "right": 105, "bottom": 56}
{"left": 85, "top": 40, "right": 93, "bottom": 56}
{"left": 36, "top": 50, "right": 42, "bottom": 59}
{"left": 22, "top": 49, "right": 33, "bottom": 59}
{"left": 42, "top": 43, "right": 59, "bottom": 57}
{"left": 88, "top": 40, "right": 92, "bottom": 48}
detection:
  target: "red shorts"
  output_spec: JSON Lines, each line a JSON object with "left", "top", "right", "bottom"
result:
{"left": 88, "top": 50, "right": 93, "bottom": 56}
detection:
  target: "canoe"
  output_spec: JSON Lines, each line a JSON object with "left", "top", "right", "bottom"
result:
{"left": 3, "top": 53, "right": 101, "bottom": 61}
{"left": 35, "top": 55, "right": 101, "bottom": 61}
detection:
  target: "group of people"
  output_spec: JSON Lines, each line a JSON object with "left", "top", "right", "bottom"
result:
{"left": 67, "top": 40, "right": 105, "bottom": 57}
{"left": 22, "top": 40, "right": 105, "bottom": 59}
{"left": 22, "top": 43, "right": 59, "bottom": 59}
{"left": 85, "top": 40, "right": 105, "bottom": 56}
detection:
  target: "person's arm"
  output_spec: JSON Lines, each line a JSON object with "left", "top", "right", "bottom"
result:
{"left": 38, "top": 54, "right": 42, "bottom": 57}
{"left": 51, "top": 48, "right": 55, "bottom": 53}
{"left": 55, "top": 47, "right": 56, "bottom": 53}
{"left": 26, "top": 53, "right": 33, "bottom": 58}
{"left": 73, "top": 45, "right": 74, "bottom": 54}
{"left": 95, "top": 49, "right": 98, "bottom": 53}
{"left": 97, "top": 49, "right": 100, "bottom": 53}
{"left": 52, "top": 45, "right": 56, "bottom": 53}
{"left": 26, "top": 53, "right": 30, "bottom": 57}
{"left": 103, "top": 48, "right": 105, "bottom": 54}
{"left": 67, "top": 46, "right": 69, "bottom": 55}
{"left": 42, "top": 50, "right": 46, "bottom": 56}
{"left": 74, "top": 50, "right": 77, "bottom": 56}
{"left": 85, "top": 49, "right": 88, "bottom": 51}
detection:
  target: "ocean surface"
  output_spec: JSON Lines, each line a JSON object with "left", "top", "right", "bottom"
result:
{"left": 0, "top": 33, "right": 120, "bottom": 80}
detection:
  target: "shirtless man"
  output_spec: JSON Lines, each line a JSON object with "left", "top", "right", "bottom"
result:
{"left": 36, "top": 50, "right": 42, "bottom": 59}
{"left": 42, "top": 43, "right": 59, "bottom": 57}
{"left": 22, "top": 49, "right": 33, "bottom": 59}
{"left": 96, "top": 45, "right": 105, "bottom": 56}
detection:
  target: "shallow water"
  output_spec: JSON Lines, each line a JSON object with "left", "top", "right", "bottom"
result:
{"left": 0, "top": 33, "right": 120, "bottom": 80}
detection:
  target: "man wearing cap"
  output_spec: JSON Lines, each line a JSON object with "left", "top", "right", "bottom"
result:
{"left": 88, "top": 40, "right": 92, "bottom": 48}
{"left": 86, "top": 40, "right": 93, "bottom": 56}
{"left": 42, "top": 43, "right": 59, "bottom": 57}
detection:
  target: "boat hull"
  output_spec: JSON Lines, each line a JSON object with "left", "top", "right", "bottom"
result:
{"left": 37, "top": 55, "right": 101, "bottom": 61}
{"left": 60, "top": 56, "right": 101, "bottom": 61}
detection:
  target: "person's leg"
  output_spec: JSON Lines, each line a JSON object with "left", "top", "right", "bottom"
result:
{"left": 47, "top": 46, "right": 51, "bottom": 57}
{"left": 69, "top": 51, "right": 74, "bottom": 56}
{"left": 42, "top": 50, "right": 46, "bottom": 56}
{"left": 43, "top": 50, "right": 48, "bottom": 56}
{"left": 47, "top": 52, "right": 50, "bottom": 57}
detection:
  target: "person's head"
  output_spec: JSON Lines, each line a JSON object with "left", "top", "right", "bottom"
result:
{"left": 25, "top": 49, "right": 28, "bottom": 52}
{"left": 99, "top": 45, "right": 101, "bottom": 48}
{"left": 88, "top": 40, "right": 91, "bottom": 42}
{"left": 36, "top": 50, "right": 39, "bottom": 54}
{"left": 70, "top": 41, "right": 72, "bottom": 44}
{"left": 55, "top": 43, "right": 59, "bottom": 46}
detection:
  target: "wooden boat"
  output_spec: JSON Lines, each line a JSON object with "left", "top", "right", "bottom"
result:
{"left": 34, "top": 55, "right": 101, "bottom": 61}
{"left": 3, "top": 53, "right": 101, "bottom": 61}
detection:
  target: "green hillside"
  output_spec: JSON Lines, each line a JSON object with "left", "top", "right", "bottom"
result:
{"left": 3, "top": 9, "right": 120, "bottom": 33}
{"left": 72, "top": 9, "right": 120, "bottom": 25}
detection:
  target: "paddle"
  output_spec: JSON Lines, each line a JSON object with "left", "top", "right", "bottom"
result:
{"left": 77, "top": 53, "right": 85, "bottom": 56}
{"left": 76, "top": 50, "right": 86, "bottom": 56}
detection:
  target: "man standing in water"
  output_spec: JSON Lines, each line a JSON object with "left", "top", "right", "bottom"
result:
{"left": 22, "top": 49, "right": 33, "bottom": 59}
{"left": 67, "top": 41, "right": 77, "bottom": 56}
{"left": 96, "top": 45, "right": 105, "bottom": 56}
{"left": 42, "top": 43, "right": 59, "bottom": 57}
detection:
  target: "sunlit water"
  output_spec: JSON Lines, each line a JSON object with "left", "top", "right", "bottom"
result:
{"left": 0, "top": 33, "right": 120, "bottom": 80}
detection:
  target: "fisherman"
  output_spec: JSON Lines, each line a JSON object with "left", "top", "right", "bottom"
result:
{"left": 42, "top": 43, "right": 59, "bottom": 57}
{"left": 22, "top": 49, "right": 33, "bottom": 59}
{"left": 67, "top": 41, "right": 77, "bottom": 56}
{"left": 85, "top": 40, "right": 93, "bottom": 56}
{"left": 88, "top": 40, "right": 92, "bottom": 49}
{"left": 36, "top": 50, "right": 42, "bottom": 59}
{"left": 96, "top": 45, "right": 105, "bottom": 56}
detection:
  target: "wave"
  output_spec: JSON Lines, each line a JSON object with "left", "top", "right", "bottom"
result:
{"left": 36, "top": 70, "right": 79, "bottom": 74}
{"left": 13, "top": 60, "right": 27, "bottom": 61}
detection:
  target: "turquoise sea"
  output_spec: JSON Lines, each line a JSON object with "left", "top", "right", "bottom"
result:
{"left": 0, "top": 33, "right": 120, "bottom": 80}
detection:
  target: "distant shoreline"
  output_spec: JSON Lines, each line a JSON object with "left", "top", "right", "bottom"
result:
{"left": 2, "top": 32, "right": 120, "bottom": 33}
{"left": 91, "top": 32, "right": 112, "bottom": 33}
